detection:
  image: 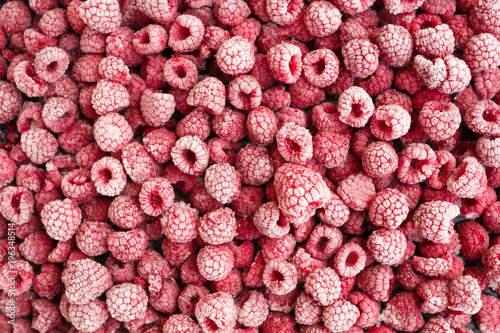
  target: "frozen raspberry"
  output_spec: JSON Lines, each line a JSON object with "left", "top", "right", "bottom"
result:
{"left": 0, "top": 1, "right": 31, "bottom": 35}
{"left": 187, "top": 77, "right": 226, "bottom": 115}
{"left": 106, "top": 283, "right": 148, "bottom": 322}
{"left": 163, "top": 314, "right": 202, "bottom": 333}
{"left": 463, "top": 33, "right": 500, "bottom": 73}
{"left": 168, "top": 15, "right": 205, "bottom": 53}
{"left": 267, "top": 43, "right": 303, "bottom": 84}
{"left": 376, "top": 24, "right": 413, "bottom": 67}
{"left": 475, "top": 294, "right": 500, "bottom": 333}
{"left": 338, "top": 86, "right": 375, "bottom": 128}
{"left": 342, "top": 39, "right": 379, "bottom": 79}
{"left": 197, "top": 244, "right": 234, "bottom": 282}
{"left": 362, "top": 142, "right": 399, "bottom": 179}
{"left": 0, "top": 186, "right": 33, "bottom": 225}
{"left": 262, "top": 259, "right": 298, "bottom": 295}
{"left": 93, "top": 113, "right": 133, "bottom": 153}
{"left": 397, "top": 143, "right": 437, "bottom": 185}
{"left": 195, "top": 292, "right": 237, "bottom": 333}
{"left": 122, "top": 141, "right": 161, "bottom": 184}
{"left": 79, "top": 0, "right": 122, "bottom": 34}
{"left": 304, "top": 267, "right": 341, "bottom": 306}
{"left": 108, "top": 229, "right": 149, "bottom": 262}
{"left": 447, "top": 157, "right": 487, "bottom": 198}
{"left": 302, "top": 1, "right": 341, "bottom": 37}
{"left": 370, "top": 104, "right": 412, "bottom": 141}
{"left": 367, "top": 228, "right": 406, "bottom": 266}
{"left": 322, "top": 299, "right": 360, "bottom": 333}
{"left": 465, "top": 100, "right": 500, "bottom": 135}
{"left": 214, "top": 0, "right": 250, "bottom": 26}
{"left": 68, "top": 299, "right": 109, "bottom": 332}
{"left": 138, "top": 177, "right": 174, "bottom": 217}
{"left": 447, "top": 275, "right": 482, "bottom": 315}
{"left": 75, "top": 221, "right": 113, "bottom": 257}
{"left": 40, "top": 198, "right": 81, "bottom": 242}
{"left": 92, "top": 80, "right": 130, "bottom": 115}
{"left": 483, "top": 245, "right": 500, "bottom": 284}
{"left": 62, "top": 258, "right": 112, "bottom": 305}
{"left": 337, "top": 173, "right": 376, "bottom": 211}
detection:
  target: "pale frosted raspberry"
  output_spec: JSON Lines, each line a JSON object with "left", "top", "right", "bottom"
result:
{"left": 122, "top": 141, "right": 161, "bottom": 184}
{"left": 370, "top": 105, "right": 411, "bottom": 141}
{"left": 31, "top": 298, "right": 62, "bottom": 333}
{"left": 79, "top": 0, "right": 122, "bottom": 34}
{"left": 463, "top": 33, "right": 500, "bottom": 73}
{"left": 75, "top": 221, "right": 113, "bottom": 257}
{"left": 311, "top": 103, "right": 348, "bottom": 132}
{"left": 447, "top": 156, "right": 487, "bottom": 198}
{"left": 92, "top": 79, "right": 130, "bottom": 115}
{"left": 236, "top": 144, "right": 274, "bottom": 186}
{"left": 305, "top": 267, "right": 341, "bottom": 306}
{"left": 106, "top": 27, "right": 145, "bottom": 67}
{"left": 246, "top": 106, "right": 278, "bottom": 146}
{"left": 338, "top": 86, "right": 374, "bottom": 128}
{"left": 323, "top": 299, "right": 360, "bottom": 333}
{"left": 447, "top": 275, "right": 482, "bottom": 315}
{"left": 168, "top": 15, "right": 205, "bottom": 53}
{"left": 379, "top": 291, "right": 424, "bottom": 332}
{"left": 303, "top": 1, "right": 341, "bottom": 37}
{"left": 337, "top": 173, "right": 376, "bottom": 211}
{"left": 267, "top": 43, "right": 303, "bottom": 84}
{"left": 483, "top": 245, "right": 500, "bottom": 284}
{"left": 187, "top": 77, "right": 226, "bottom": 115}
{"left": 93, "top": 113, "right": 133, "bottom": 153}
{"left": 163, "top": 314, "right": 202, "bottom": 333}
{"left": 0, "top": 187, "right": 33, "bottom": 225}
{"left": 62, "top": 258, "right": 112, "bottom": 305}
{"left": 367, "top": 228, "right": 406, "bottom": 266}
{"left": 342, "top": 39, "right": 379, "bottom": 79}
{"left": 139, "top": 177, "right": 174, "bottom": 217}
{"left": 274, "top": 163, "right": 331, "bottom": 224}
{"left": 40, "top": 198, "right": 81, "bottom": 242}
{"left": 465, "top": 100, "right": 500, "bottom": 135}
{"left": 262, "top": 259, "right": 298, "bottom": 295}
{"left": 413, "top": 200, "right": 459, "bottom": 244}
{"left": 475, "top": 294, "right": 500, "bottom": 333}
{"left": 368, "top": 188, "right": 409, "bottom": 229}
{"left": 195, "top": 292, "right": 237, "bottom": 333}
{"left": 276, "top": 123, "right": 313, "bottom": 165}
{"left": 312, "top": 130, "right": 349, "bottom": 168}
{"left": 397, "top": 143, "right": 437, "bottom": 185}
{"left": 266, "top": 0, "right": 303, "bottom": 25}
{"left": 91, "top": 157, "right": 126, "bottom": 197}
{"left": 214, "top": 0, "right": 251, "bottom": 26}
{"left": 69, "top": 299, "right": 109, "bottom": 332}
{"left": 376, "top": 24, "right": 413, "bottom": 67}
{"left": 197, "top": 244, "right": 234, "bottom": 281}
{"left": 231, "top": 17, "right": 261, "bottom": 43}
{"left": 0, "top": 1, "right": 31, "bottom": 34}
{"left": 106, "top": 283, "right": 148, "bottom": 322}
{"left": 362, "top": 142, "right": 399, "bottom": 179}
{"left": 13, "top": 60, "right": 49, "bottom": 98}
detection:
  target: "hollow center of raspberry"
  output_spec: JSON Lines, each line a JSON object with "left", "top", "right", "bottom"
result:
{"left": 174, "top": 66, "right": 187, "bottom": 79}
{"left": 183, "top": 149, "right": 197, "bottom": 165}
{"left": 178, "top": 26, "right": 191, "bottom": 40}
{"left": 149, "top": 192, "right": 163, "bottom": 209}
{"left": 47, "top": 61, "right": 58, "bottom": 72}
{"left": 271, "top": 270, "right": 284, "bottom": 282}
{"left": 345, "top": 251, "right": 359, "bottom": 266}
{"left": 313, "top": 59, "right": 326, "bottom": 75}
{"left": 204, "top": 318, "right": 220, "bottom": 330}
{"left": 351, "top": 104, "right": 364, "bottom": 118}
{"left": 317, "top": 236, "right": 330, "bottom": 250}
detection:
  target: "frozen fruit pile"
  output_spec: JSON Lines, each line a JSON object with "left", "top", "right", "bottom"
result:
{"left": 1, "top": 0, "right": 500, "bottom": 332}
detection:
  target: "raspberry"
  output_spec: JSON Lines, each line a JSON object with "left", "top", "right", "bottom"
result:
{"left": 266, "top": 0, "right": 303, "bottom": 26}
{"left": 267, "top": 43, "right": 303, "bottom": 84}
{"left": 303, "top": 1, "right": 341, "bottom": 37}
{"left": 195, "top": 292, "right": 237, "bottom": 333}
{"left": 163, "top": 314, "right": 202, "bottom": 333}
{"left": 187, "top": 77, "right": 226, "bottom": 115}
{"left": 337, "top": 173, "right": 376, "bottom": 211}
{"left": 79, "top": 0, "right": 122, "bottom": 34}
{"left": 168, "top": 15, "right": 205, "bottom": 53}
{"left": 295, "top": 290, "right": 322, "bottom": 325}
{"left": 465, "top": 100, "right": 500, "bottom": 135}
{"left": 397, "top": 143, "right": 437, "bottom": 185}
{"left": 106, "top": 283, "right": 148, "bottom": 322}
{"left": 304, "top": 267, "right": 341, "bottom": 306}
{"left": 338, "top": 86, "right": 375, "bottom": 128}
{"left": 262, "top": 259, "right": 298, "bottom": 295}
{"left": 40, "top": 198, "right": 81, "bottom": 242}
{"left": 108, "top": 229, "right": 149, "bottom": 262}
{"left": 447, "top": 275, "right": 483, "bottom": 315}
{"left": 463, "top": 33, "right": 500, "bottom": 73}
{"left": 342, "top": 39, "right": 379, "bottom": 79}
{"left": 108, "top": 195, "right": 146, "bottom": 230}
{"left": 322, "top": 299, "right": 360, "bottom": 333}
{"left": 376, "top": 24, "right": 413, "bottom": 67}
{"left": 475, "top": 294, "right": 500, "bottom": 333}
{"left": 447, "top": 156, "right": 488, "bottom": 198}
{"left": 62, "top": 258, "right": 112, "bottom": 305}
{"left": 68, "top": 299, "right": 109, "bottom": 332}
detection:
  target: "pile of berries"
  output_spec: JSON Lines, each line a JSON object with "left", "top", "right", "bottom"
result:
{"left": 0, "top": 0, "right": 500, "bottom": 332}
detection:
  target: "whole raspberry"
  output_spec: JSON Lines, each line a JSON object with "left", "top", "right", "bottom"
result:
{"left": 106, "top": 283, "right": 148, "bottom": 322}
{"left": 304, "top": 267, "right": 341, "bottom": 306}
{"left": 367, "top": 228, "right": 407, "bottom": 266}
{"left": 197, "top": 244, "right": 234, "bottom": 282}
{"left": 267, "top": 43, "right": 303, "bottom": 84}
{"left": 475, "top": 294, "right": 500, "bottom": 333}
{"left": 163, "top": 314, "right": 202, "bottom": 333}
{"left": 463, "top": 33, "right": 500, "bottom": 73}
{"left": 413, "top": 200, "right": 459, "bottom": 244}
{"left": 337, "top": 173, "right": 376, "bottom": 211}
{"left": 195, "top": 292, "right": 237, "bottom": 333}
{"left": 204, "top": 163, "right": 241, "bottom": 204}
{"left": 69, "top": 299, "right": 109, "bottom": 332}
{"left": 62, "top": 258, "right": 112, "bottom": 305}
{"left": 338, "top": 86, "right": 375, "bottom": 128}
{"left": 40, "top": 198, "right": 81, "bottom": 242}
{"left": 274, "top": 163, "right": 331, "bottom": 224}
{"left": 108, "top": 229, "right": 149, "bottom": 262}
{"left": 447, "top": 275, "right": 482, "bottom": 315}
{"left": 187, "top": 77, "right": 226, "bottom": 115}
{"left": 303, "top": 1, "right": 341, "bottom": 37}
{"left": 79, "top": 0, "right": 122, "bottom": 34}
{"left": 376, "top": 24, "right": 413, "bottom": 67}
{"left": 323, "top": 299, "right": 360, "bottom": 333}
{"left": 262, "top": 259, "right": 298, "bottom": 296}
{"left": 342, "top": 39, "right": 379, "bottom": 79}
{"left": 198, "top": 208, "right": 237, "bottom": 245}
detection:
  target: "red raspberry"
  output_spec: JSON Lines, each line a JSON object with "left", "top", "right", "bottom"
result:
{"left": 397, "top": 143, "right": 437, "bottom": 185}
{"left": 338, "top": 86, "right": 375, "bottom": 128}
{"left": 187, "top": 77, "right": 226, "bottom": 115}
{"left": 367, "top": 228, "right": 406, "bottom": 266}
{"left": 79, "top": 0, "right": 122, "bottom": 34}
{"left": 463, "top": 33, "right": 500, "bottom": 73}
{"left": 465, "top": 99, "right": 500, "bottom": 135}
{"left": 69, "top": 299, "right": 109, "bottom": 332}
{"left": 195, "top": 292, "right": 237, "bottom": 333}
{"left": 40, "top": 198, "right": 81, "bottom": 242}
{"left": 376, "top": 24, "right": 413, "bottom": 67}
{"left": 303, "top": 1, "right": 341, "bottom": 37}
{"left": 447, "top": 275, "right": 482, "bottom": 315}
{"left": 108, "top": 229, "right": 149, "bottom": 262}
{"left": 342, "top": 39, "right": 379, "bottom": 79}
{"left": 197, "top": 244, "right": 234, "bottom": 282}
{"left": 108, "top": 195, "right": 146, "bottom": 230}
{"left": 475, "top": 294, "right": 500, "bottom": 333}
{"left": 75, "top": 221, "right": 113, "bottom": 257}
{"left": 337, "top": 173, "right": 376, "bottom": 211}
{"left": 267, "top": 43, "right": 303, "bottom": 84}
{"left": 106, "top": 283, "right": 148, "bottom": 322}
{"left": 262, "top": 259, "right": 298, "bottom": 295}
{"left": 62, "top": 258, "right": 112, "bottom": 305}
{"left": 323, "top": 299, "right": 360, "bottom": 333}
{"left": 122, "top": 141, "right": 161, "bottom": 184}
{"left": 447, "top": 156, "right": 488, "bottom": 198}
{"left": 163, "top": 314, "right": 202, "bottom": 333}
{"left": 0, "top": 186, "right": 33, "bottom": 225}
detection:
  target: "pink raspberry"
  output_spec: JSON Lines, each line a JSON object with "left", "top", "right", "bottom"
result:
{"left": 303, "top": 1, "right": 341, "bottom": 37}
{"left": 304, "top": 267, "right": 341, "bottom": 306}
{"left": 362, "top": 142, "right": 399, "bottom": 179}
{"left": 75, "top": 221, "right": 113, "bottom": 257}
{"left": 337, "top": 173, "right": 376, "bottom": 211}
{"left": 323, "top": 299, "right": 360, "bottom": 333}
{"left": 197, "top": 244, "right": 234, "bottom": 281}
{"left": 447, "top": 275, "right": 483, "bottom": 315}
{"left": 376, "top": 24, "right": 413, "bottom": 67}
{"left": 122, "top": 141, "right": 161, "bottom": 184}
{"left": 267, "top": 43, "right": 303, "bottom": 84}
{"left": 262, "top": 259, "right": 298, "bottom": 295}
{"left": 397, "top": 143, "right": 437, "bottom": 184}
{"left": 475, "top": 294, "right": 500, "bottom": 333}
{"left": 237, "top": 290, "right": 269, "bottom": 327}
{"left": 163, "top": 314, "right": 202, "bottom": 333}
{"left": 168, "top": 15, "right": 205, "bottom": 53}
{"left": 106, "top": 283, "right": 148, "bottom": 322}
{"left": 370, "top": 105, "right": 412, "bottom": 141}
{"left": 312, "top": 130, "right": 350, "bottom": 168}
{"left": 108, "top": 229, "right": 149, "bottom": 262}
{"left": 79, "top": 0, "right": 122, "bottom": 34}
{"left": 342, "top": 39, "right": 379, "bottom": 79}
{"left": 413, "top": 200, "right": 459, "bottom": 244}
{"left": 276, "top": 123, "right": 313, "bottom": 165}
{"left": 62, "top": 258, "right": 112, "bottom": 305}
{"left": 40, "top": 198, "right": 81, "bottom": 242}
{"left": 236, "top": 144, "right": 274, "bottom": 186}
{"left": 161, "top": 202, "right": 198, "bottom": 243}
{"left": 266, "top": 0, "right": 303, "bottom": 25}
{"left": 367, "top": 228, "right": 407, "bottom": 266}
{"left": 187, "top": 77, "right": 226, "bottom": 115}
{"left": 214, "top": 0, "right": 250, "bottom": 26}
{"left": 195, "top": 292, "right": 237, "bottom": 333}
{"left": 464, "top": 33, "right": 500, "bottom": 73}
{"left": 465, "top": 100, "right": 500, "bottom": 135}
{"left": 0, "top": 186, "right": 33, "bottom": 225}
{"left": 447, "top": 156, "right": 487, "bottom": 198}
{"left": 69, "top": 299, "right": 109, "bottom": 332}
{"left": 338, "top": 86, "right": 375, "bottom": 128}
{"left": 108, "top": 195, "right": 145, "bottom": 230}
